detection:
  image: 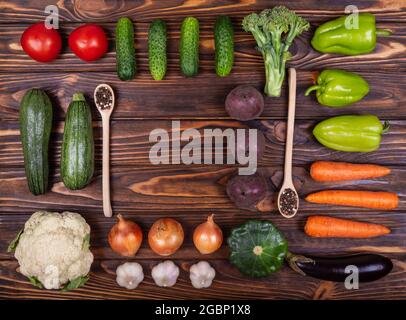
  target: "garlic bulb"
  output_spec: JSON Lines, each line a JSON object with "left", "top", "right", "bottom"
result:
{"left": 189, "top": 261, "right": 216, "bottom": 289}
{"left": 116, "top": 262, "right": 144, "bottom": 289}
{"left": 151, "top": 260, "right": 179, "bottom": 287}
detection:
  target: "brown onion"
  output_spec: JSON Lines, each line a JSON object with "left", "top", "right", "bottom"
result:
{"left": 108, "top": 215, "right": 143, "bottom": 257}
{"left": 148, "top": 218, "right": 184, "bottom": 256}
{"left": 193, "top": 214, "right": 223, "bottom": 254}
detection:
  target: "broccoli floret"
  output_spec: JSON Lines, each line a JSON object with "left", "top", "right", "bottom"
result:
{"left": 242, "top": 6, "right": 310, "bottom": 97}
{"left": 242, "top": 13, "right": 268, "bottom": 48}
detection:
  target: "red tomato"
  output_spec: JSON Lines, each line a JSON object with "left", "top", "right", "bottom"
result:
{"left": 68, "top": 24, "right": 108, "bottom": 61}
{"left": 20, "top": 22, "right": 62, "bottom": 62}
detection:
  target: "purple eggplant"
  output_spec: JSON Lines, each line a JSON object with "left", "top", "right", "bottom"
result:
{"left": 287, "top": 253, "right": 393, "bottom": 282}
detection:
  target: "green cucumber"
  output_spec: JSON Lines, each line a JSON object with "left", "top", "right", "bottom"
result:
{"left": 180, "top": 17, "right": 199, "bottom": 77}
{"left": 19, "top": 89, "right": 53, "bottom": 195}
{"left": 116, "top": 17, "right": 136, "bottom": 80}
{"left": 214, "top": 16, "right": 234, "bottom": 77}
{"left": 61, "top": 93, "right": 94, "bottom": 190}
{"left": 148, "top": 19, "right": 167, "bottom": 80}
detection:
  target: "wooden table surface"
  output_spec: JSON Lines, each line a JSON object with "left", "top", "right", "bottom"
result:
{"left": 0, "top": 0, "right": 405, "bottom": 300}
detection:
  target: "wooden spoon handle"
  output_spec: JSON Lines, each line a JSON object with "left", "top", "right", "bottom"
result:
{"left": 284, "top": 68, "right": 297, "bottom": 184}
{"left": 102, "top": 114, "right": 112, "bottom": 217}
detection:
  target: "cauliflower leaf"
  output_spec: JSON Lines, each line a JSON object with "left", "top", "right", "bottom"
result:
{"left": 7, "top": 229, "right": 23, "bottom": 253}
{"left": 62, "top": 275, "right": 89, "bottom": 292}
{"left": 27, "top": 276, "right": 44, "bottom": 289}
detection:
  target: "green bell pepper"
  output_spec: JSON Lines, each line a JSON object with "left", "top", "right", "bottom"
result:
{"left": 313, "top": 115, "right": 389, "bottom": 152}
{"left": 311, "top": 13, "right": 391, "bottom": 55}
{"left": 305, "top": 69, "right": 369, "bottom": 107}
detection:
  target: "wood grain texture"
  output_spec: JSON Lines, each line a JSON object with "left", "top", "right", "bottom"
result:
{"left": 0, "top": 0, "right": 405, "bottom": 23}
{"left": 0, "top": 71, "right": 405, "bottom": 120}
{"left": 0, "top": 22, "right": 405, "bottom": 74}
{"left": 1, "top": 259, "right": 406, "bottom": 300}
{"left": 1, "top": 120, "right": 405, "bottom": 167}
{"left": 0, "top": 165, "right": 405, "bottom": 215}
{"left": 1, "top": 0, "right": 405, "bottom": 300}
{"left": 1, "top": 209, "right": 405, "bottom": 261}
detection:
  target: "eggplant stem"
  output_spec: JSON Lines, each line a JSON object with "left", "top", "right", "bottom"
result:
{"left": 286, "top": 252, "right": 315, "bottom": 276}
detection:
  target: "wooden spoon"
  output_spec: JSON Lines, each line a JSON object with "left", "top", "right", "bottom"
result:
{"left": 94, "top": 84, "right": 115, "bottom": 217}
{"left": 277, "top": 68, "right": 299, "bottom": 218}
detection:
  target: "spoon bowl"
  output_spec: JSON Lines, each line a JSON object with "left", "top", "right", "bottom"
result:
{"left": 94, "top": 83, "right": 115, "bottom": 116}
{"left": 278, "top": 184, "right": 299, "bottom": 218}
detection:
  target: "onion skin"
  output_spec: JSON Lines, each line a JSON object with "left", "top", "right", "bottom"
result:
{"left": 193, "top": 214, "right": 223, "bottom": 254}
{"left": 148, "top": 218, "right": 184, "bottom": 256}
{"left": 108, "top": 215, "right": 143, "bottom": 257}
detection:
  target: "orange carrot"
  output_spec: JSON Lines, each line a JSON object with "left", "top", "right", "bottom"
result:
{"left": 305, "top": 216, "right": 390, "bottom": 238}
{"left": 310, "top": 161, "right": 391, "bottom": 182}
{"left": 306, "top": 190, "right": 398, "bottom": 210}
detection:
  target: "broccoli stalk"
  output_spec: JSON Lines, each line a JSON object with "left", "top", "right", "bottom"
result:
{"left": 243, "top": 7, "right": 310, "bottom": 97}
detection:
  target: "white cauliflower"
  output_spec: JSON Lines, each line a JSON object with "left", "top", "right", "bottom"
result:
{"left": 11, "top": 211, "right": 94, "bottom": 290}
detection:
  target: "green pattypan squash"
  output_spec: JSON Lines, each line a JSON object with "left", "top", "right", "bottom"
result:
{"left": 227, "top": 220, "right": 288, "bottom": 277}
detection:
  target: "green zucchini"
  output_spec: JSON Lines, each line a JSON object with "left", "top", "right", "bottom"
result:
{"left": 180, "top": 17, "right": 199, "bottom": 77}
{"left": 214, "top": 16, "right": 234, "bottom": 77}
{"left": 148, "top": 19, "right": 167, "bottom": 80}
{"left": 19, "top": 89, "right": 53, "bottom": 195}
{"left": 116, "top": 17, "right": 136, "bottom": 80}
{"left": 61, "top": 93, "right": 94, "bottom": 190}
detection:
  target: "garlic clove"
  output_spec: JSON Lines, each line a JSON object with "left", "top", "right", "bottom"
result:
{"left": 190, "top": 261, "right": 216, "bottom": 289}
{"left": 151, "top": 260, "right": 180, "bottom": 287}
{"left": 116, "top": 262, "right": 144, "bottom": 290}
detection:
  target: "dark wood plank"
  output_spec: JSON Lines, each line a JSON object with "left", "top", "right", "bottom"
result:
{"left": 1, "top": 0, "right": 405, "bottom": 302}
{"left": 0, "top": 165, "right": 404, "bottom": 216}
{"left": 0, "top": 258, "right": 405, "bottom": 299}
{"left": 1, "top": 120, "right": 405, "bottom": 167}
{"left": 0, "top": 22, "right": 404, "bottom": 73}
{"left": 0, "top": 71, "right": 405, "bottom": 120}
{"left": 1, "top": 208, "right": 405, "bottom": 261}
{"left": 0, "top": 0, "right": 404, "bottom": 22}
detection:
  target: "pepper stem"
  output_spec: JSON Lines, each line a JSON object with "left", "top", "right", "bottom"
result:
{"left": 376, "top": 28, "right": 392, "bottom": 37}
{"left": 304, "top": 85, "right": 320, "bottom": 96}
{"left": 382, "top": 121, "right": 390, "bottom": 133}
